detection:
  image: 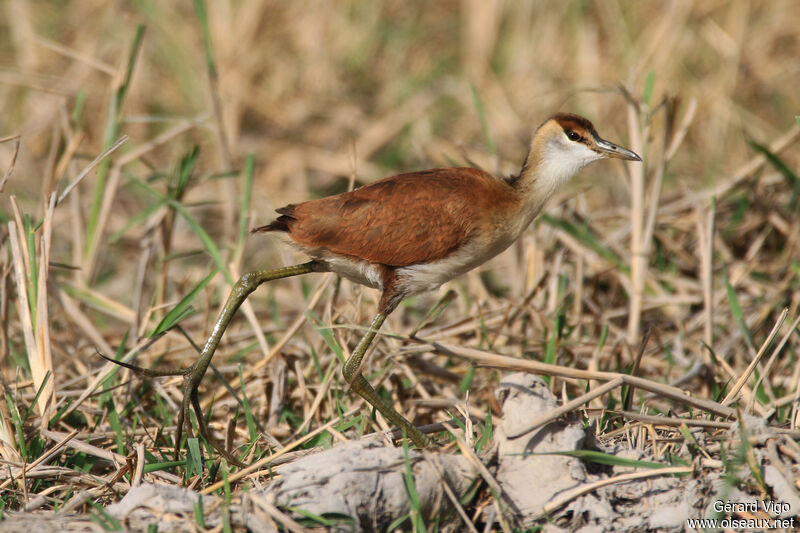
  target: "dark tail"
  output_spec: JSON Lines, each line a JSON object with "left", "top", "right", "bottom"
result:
{"left": 252, "top": 216, "right": 291, "bottom": 233}
{"left": 251, "top": 204, "right": 296, "bottom": 233}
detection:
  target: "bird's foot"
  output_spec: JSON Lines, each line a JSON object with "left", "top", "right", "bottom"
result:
{"left": 97, "top": 353, "right": 245, "bottom": 468}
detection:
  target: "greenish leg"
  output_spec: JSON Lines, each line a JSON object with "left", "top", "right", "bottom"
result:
{"left": 342, "top": 313, "right": 431, "bottom": 448}
{"left": 106, "top": 259, "right": 430, "bottom": 460}
{"left": 105, "top": 262, "right": 318, "bottom": 464}
{"left": 176, "top": 262, "right": 318, "bottom": 461}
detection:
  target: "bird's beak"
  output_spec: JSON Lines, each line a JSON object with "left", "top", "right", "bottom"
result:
{"left": 595, "top": 136, "right": 642, "bottom": 161}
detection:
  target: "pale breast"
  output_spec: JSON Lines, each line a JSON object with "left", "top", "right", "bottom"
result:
{"left": 394, "top": 223, "right": 521, "bottom": 295}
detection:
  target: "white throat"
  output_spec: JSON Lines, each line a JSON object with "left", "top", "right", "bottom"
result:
{"left": 522, "top": 139, "right": 601, "bottom": 218}
{"left": 538, "top": 139, "right": 600, "bottom": 189}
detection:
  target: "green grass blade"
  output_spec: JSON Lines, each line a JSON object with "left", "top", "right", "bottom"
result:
{"left": 22, "top": 371, "right": 51, "bottom": 425}
{"left": 172, "top": 146, "right": 200, "bottom": 198}
{"left": 142, "top": 460, "right": 186, "bottom": 474}
{"left": 88, "top": 501, "right": 124, "bottom": 531}
{"left": 306, "top": 311, "right": 345, "bottom": 363}
{"left": 109, "top": 196, "right": 168, "bottom": 242}
{"left": 235, "top": 154, "right": 255, "bottom": 255}
{"left": 103, "top": 393, "right": 124, "bottom": 455}
{"left": 7, "top": 393, "right": 27, "bottom": 458}
{"left": 24, "top": 214, "right": 38, "bottom": 320}
{"left": 167, "top": 199, "right": 232, "bottom": 283}
{"left": 193, "top": 493, "right": 206, "bottom": 529}
{"left": 470, "top": 83, "right": 496, "bottom": 158}
{"left": 596, "top": 324, "right": 608, "bottom": 353}
{"left": 530, "top": 449, "right": 674, "bottom": 470}
{"left": 86, "top": 24, "right": 146, "bottom": 253}
{"left": 186, "top": 437, "right": 203, "bottom": 480}
{"left": 543, "top": 321, "right": 558, "bottom": 367}
{"left": 724, "top": 274, "right": 755, "bottom": 354}
{"left": 542, "top": 309, "right": 564, "bottom": 381}
{"left": 409, "top": 289, "right": 456, "bottom": 338}
{"left": 387, "top": 515, "right": 412, "bottom": 531}
{"left": 747, "top": 139, "right": 800, "bottom": 209}
{"left": 541, "top": 214, "right": 629, "bottom": 274}
{"left": 193, "top": 0, "right": 217, "bottom": 79}
{"left": 458, "top": 364, "right": 474, "bottom": 395}
{"left": 401, "top": 438, "right": 425, "bottom": 531}
{"left": 128, "top": 176, "right": 233, "bottom": 284}
{"left": 736, "top": 414, "right": 767, "bottom": 491}
{"left": 71, "top": 89, "right": 87, "bottom": 128}
{"left": 475, "top": 409, "right": 492, "bottom": 452}
{"left": 642, "top": 71, "right": 656, "bottom": 106}
{"left": 220, "top": 459, "right": 231, "bottom": 504}
{"left": 287, "top": 506, "right": 352, "bottom": 528}
{"left": 150, "top": 268, "right": 218, "bottom": 337}
{"left": 60, "top": 284, "right": 128, "bottom": 319}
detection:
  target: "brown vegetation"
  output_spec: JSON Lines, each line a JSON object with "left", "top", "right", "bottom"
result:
{"left": 1, "top": 1, "right": 799, "bottom": 529}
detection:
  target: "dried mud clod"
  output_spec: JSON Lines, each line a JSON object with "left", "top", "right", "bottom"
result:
{"left": 259, "top": 439, "right": 479, "bottom": 531}
{"left": 101, "top": 440, "right": 478, "bottom": 533}
{"left": 492, "top": 373, "right": 800, "bottom": 531}
{"left": 493, "top": 373, "right": 590, "bottom": 526}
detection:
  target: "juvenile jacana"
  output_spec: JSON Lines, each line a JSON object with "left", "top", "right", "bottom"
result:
{"left": 113, "top": 112, "right": 641, "bottom": 457}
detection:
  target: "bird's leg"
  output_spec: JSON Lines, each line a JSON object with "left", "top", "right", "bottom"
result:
{"left": 105, "top": 261, "right": 320, "bottom": 463}
{"left": 342, "top": 312, "right": 431, "bottom": 448}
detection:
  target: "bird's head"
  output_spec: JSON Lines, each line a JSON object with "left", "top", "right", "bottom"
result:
{"left": 522, "top": 112, "right": 641, "bottom": 194}
{"left": 545, "top": 112, "right": 641, "bottom": 162}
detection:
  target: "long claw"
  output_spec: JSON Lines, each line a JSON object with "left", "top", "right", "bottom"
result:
{"left": 97, "top": 351, "right": 191, "bottom": 378}
{"left": 174, "top": 408, "right": 184, "bottom": 463}
{"left": 173, "top": 375, "right": 196, "bottom": 461}
{"left": 190, "top": 387, "right": 245, "bottom": 468}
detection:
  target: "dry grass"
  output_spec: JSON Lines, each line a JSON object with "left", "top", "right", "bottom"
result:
{"left": 1, "top": 0, "right": 799, "bottom": 529}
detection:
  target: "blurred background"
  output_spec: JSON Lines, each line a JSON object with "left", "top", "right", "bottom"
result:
{"left": 0, "top": 0, "right": 799, "bottom": 499}
{"left": 2, "top": 0, "right": 798, "bottom": 299}
{"left": 3, "top": 1, "right": 797, "bottom": 219}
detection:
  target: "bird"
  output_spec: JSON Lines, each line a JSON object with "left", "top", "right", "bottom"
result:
{"left": 109, "top": 112, "right": 641, "bottom": 459}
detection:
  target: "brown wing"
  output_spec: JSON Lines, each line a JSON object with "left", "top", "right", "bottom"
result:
{"left": 266, "top": 167, "right": 514, "bottom": 266}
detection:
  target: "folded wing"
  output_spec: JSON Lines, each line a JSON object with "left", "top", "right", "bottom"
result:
{"left": 257, "top": 167, "right": 509, "bottom": 266}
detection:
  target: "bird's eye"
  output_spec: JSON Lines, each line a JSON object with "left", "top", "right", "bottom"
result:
{"left": 565, "top": 130, "right": 581, "bottom": 142}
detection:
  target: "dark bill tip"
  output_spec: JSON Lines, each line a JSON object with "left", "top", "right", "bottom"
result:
{"left": 595, "top": 137, "right": 642, "bottom": 162}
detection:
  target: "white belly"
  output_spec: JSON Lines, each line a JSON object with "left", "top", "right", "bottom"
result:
{"left": 394, "top": 232, "right": 518, "bottom": 295}
{"left": 288, "top": 228, "right": 520, "bottom": 297}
